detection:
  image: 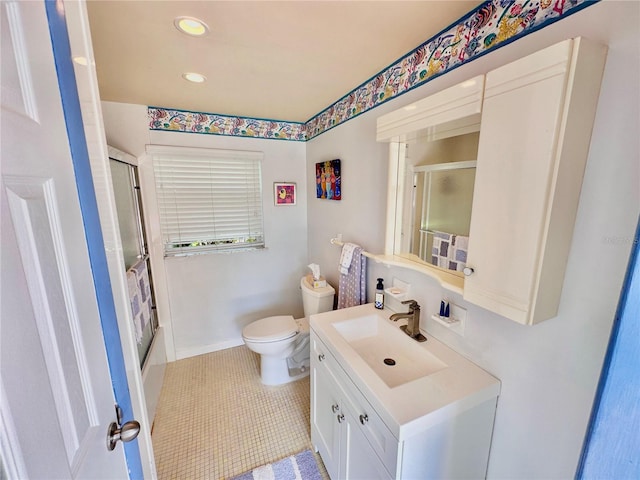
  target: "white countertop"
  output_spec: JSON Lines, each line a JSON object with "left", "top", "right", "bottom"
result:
{"left": 310, "top": 303, "right": 500, "bottom": 440}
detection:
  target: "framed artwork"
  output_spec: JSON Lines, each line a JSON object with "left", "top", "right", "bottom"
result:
{"left": 316, "top": 158, "right": 341, "bottom": 200}
{"left": 274, "top": 182, "right": 296, "bottom": 205}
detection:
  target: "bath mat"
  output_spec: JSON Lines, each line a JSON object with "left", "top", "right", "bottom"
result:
{"left": 229, "top": 449, "right": 322, "bottom": 480}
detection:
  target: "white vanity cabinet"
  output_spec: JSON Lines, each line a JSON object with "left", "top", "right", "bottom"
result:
{"left": 312, "top": 336, "right": 395, "bottom": 480}
{"left": 310, "top": 318, "right": 499, "bottom": 480}
{"left": 464, "top": 37, "right": 607, "bottom": 325}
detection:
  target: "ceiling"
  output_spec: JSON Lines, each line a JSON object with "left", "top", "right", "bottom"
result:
{"left": 87, "top": 1, "right": 479, "bottom": 123}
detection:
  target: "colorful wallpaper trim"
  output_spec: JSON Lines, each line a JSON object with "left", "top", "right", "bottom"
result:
{"left": 148, "top": 0, "right": 596, "bottom": 142}
{"left": 148, "top": 107, "right": 306, "bottom": 141}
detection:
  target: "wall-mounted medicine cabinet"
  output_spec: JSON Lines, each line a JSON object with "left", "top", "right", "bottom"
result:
{"left": 377, "top": 37, "right": 607, "bottom": 325}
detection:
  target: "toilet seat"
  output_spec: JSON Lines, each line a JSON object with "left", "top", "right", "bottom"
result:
{"left": 242, "top": 315, "right": 299, "bottom": 343}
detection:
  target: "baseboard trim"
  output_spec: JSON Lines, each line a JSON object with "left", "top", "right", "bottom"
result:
{"left": 175, "top": 338, "right": 245, "bottom": 361}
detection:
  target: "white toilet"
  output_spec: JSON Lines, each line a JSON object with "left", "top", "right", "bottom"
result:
{"left": 242, "top": 276, "right": 335, "bottom": 385}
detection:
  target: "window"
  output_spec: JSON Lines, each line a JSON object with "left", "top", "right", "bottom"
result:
{"left": 148, "top": 146, "right": 264, "bottom": 255}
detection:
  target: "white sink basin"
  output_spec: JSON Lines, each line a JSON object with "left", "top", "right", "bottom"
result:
{"left": 332, "top": 314, "right": 447, "bottom": 388}
{"left": 311, "top": 304, "right": 501, "bottom": 439}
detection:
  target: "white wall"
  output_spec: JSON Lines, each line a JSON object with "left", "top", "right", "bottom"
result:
{"left": 101, "top": 101, "right": 150, "bottom": 158}
{"left": 102, "top": 102, "right": 308, "bottom": 360}
{"left": 307, "top": 2, "right": 639, "bottom": 478}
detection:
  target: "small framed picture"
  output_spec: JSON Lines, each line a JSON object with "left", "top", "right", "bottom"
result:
{"left": 315, "top": 159, "right": 341, "bottom": 200}
{"left": 274, "top": 182, "right": 296, "bottom": 206}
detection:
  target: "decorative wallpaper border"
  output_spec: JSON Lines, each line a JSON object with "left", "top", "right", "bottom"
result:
{"left": 305, "top": 0, "right": 596, "bottom": 140}
{"left": 148, "top": 0, "right": 597, "bottom": 141}
{"left": 148, "top": 107, "right": 306, "bottom": 141}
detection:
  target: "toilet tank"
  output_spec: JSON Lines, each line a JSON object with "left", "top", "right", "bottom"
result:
{"left": 301, "top": 276, "right": 335, "bottom": 317}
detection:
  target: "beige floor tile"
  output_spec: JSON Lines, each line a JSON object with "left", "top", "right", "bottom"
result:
{"left": 152, "top": 345, "right": 329, "bottom": 480}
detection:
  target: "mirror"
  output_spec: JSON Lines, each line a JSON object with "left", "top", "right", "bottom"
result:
{"left": 377, "top": 75, "right": 484, "bottom": 289}
{"left": 403, "top": 132, "right": 478, "bottom": 270}
{"left": 393, "top": 131, "right": 479, "bottom": 275}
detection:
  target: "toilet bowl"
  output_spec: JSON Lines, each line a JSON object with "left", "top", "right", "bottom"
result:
{"left": 242, "top": 276, "right": 335, "bottom": 385}
{"left": 243, "top": 316, "right": 309, "bottom": 385}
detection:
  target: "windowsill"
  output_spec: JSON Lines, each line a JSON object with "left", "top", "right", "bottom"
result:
{"left": 164, "top": 245, "right": 267, "bottom": 258}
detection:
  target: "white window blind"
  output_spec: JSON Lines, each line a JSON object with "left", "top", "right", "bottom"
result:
{"left": 148, "top": 146, "right": 264, "bottom": 255}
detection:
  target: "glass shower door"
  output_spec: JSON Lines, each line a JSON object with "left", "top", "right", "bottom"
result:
{"left": 110, "top": 158, "right": 158, "bottom": 368}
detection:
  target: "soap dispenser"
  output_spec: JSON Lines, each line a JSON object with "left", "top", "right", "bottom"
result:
{"left": 375, "top": 278, "right": 385, "bottom": 309}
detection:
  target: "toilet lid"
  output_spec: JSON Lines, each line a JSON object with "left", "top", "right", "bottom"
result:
{"left": 242, "top": 315, "right": 299, "bottom": 342}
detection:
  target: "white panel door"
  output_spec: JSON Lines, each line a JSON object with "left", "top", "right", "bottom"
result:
{"left": 464, "top": 40, "right": 571, "bottom": 324}
{"left": 342, "top": 412, "right": 392, "bottom": 480}
{"left": 311, "top": 362, "right": 341, "bottom": 480}
{"left": 464, "top": 38, "right": 606, "bottom": 325}
{"left": 0, "top": 1, "right": 129, "bottom": 478}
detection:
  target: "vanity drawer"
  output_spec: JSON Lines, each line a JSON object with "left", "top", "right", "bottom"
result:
{"left": 311, "top": 334, "right": 399, "bottom": 477}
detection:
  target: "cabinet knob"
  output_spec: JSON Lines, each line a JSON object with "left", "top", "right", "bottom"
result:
{"left": 318, "top": 353, "right": 325, "bottom": 362}
{"left": 331, "top": 404, "right": 339, "bottom": 413}
{"left": 359, "top": 414, "right": 368, "bottom": 425}
{"left": 337, "top": 413, "right": 345, "bottom": 424}
{"left": 463, "top": 267, "right": 475, "bottom": 277}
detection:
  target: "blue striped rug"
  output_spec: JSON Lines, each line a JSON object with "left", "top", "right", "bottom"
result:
{"left": 230, "top": 450, "right": 322, "bottom": 480}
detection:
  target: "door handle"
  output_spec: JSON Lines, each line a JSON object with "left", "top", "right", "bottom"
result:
{"left": 107, "top": 405, "right": 141, "bottom": 451}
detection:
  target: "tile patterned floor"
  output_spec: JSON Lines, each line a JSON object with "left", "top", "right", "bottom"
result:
{"left": 152, "top": 345, "right": 329, "bottom": 479}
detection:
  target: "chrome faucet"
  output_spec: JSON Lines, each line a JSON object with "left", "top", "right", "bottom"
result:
{"left": 389, "top": 300, "right": 427, "bottom": 342}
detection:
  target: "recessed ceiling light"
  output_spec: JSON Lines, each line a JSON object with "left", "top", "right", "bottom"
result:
{"left": 460, "top": 79, "right": 478, "bottom": 88}
{"left": 174, "top": 16, "right": 209, "bottom": 36}
{"left": 72, "top": 56, "right": 88, "bottom": 66}
{"left": 182, "top": 72, "right": 207, "bottom": 83}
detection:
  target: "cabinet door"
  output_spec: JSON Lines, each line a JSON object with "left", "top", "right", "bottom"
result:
{"left": 343, "top": 412, "right": 393, "bottom": 480}
{"left": 311, "top": 362, "right": 342, "bottom": 480}
{"left": 464, "top": 38, "right": 606, "bottom": 324}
